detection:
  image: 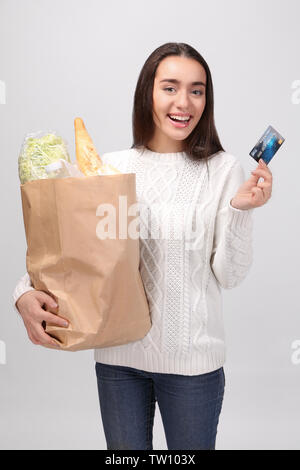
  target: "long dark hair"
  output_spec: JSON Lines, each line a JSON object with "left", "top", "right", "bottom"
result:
{"left": 130, "top": 42, "right": 225, "bottom": 165}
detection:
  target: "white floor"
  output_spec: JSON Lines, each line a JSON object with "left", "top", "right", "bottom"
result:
{"left": 1, "top": 368, "right": 299, "bottom": 450}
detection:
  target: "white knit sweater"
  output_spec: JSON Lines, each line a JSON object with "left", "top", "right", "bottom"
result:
{"left": 13, "top": 147, "right": 254, "bottom": 375}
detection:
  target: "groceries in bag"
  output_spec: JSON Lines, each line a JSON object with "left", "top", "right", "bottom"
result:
{"left": 18, "top": 119, "right": 151, "bottom": 351}
{"left": 18, "top": 118, "right": 121, "bottom": 184}
{"left": 45, "top": 158, "right": 84, "bottom": 178}
{"left": 74, "top": 117, "right": 121, "bottom": 176}
{"left": 18, "top": 131, "right": 72, "bottom": 184}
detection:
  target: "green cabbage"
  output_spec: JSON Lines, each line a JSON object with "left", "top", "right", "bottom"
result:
{"left": 18, "top": 132, "right": 71, "bottom": 184}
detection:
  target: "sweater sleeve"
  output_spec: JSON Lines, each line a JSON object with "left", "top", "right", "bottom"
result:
{"left": 210, "top": 160, "right": 254, "bottom": 289}
{"left": 12, "top": 272, "right": 35, "bottom": 316}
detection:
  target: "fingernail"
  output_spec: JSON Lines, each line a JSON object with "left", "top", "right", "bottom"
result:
{"left": 63, "top": 321, "right": 68, "bottom": 327}
{"left": 53, "top": 303, "right": 58, "bottom": 308}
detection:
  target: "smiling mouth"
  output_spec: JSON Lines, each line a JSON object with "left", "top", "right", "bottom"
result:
{"left": 167, "top": 114, "right": 192, "bottom": 122}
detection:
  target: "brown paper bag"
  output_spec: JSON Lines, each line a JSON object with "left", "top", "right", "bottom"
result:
{"left": 20, "top": 173, "right": 151, "bottom": 351}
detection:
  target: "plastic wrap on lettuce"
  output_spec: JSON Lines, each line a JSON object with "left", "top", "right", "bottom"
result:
{"left": 18, "top": 131, "right": 71, "bottom": 184}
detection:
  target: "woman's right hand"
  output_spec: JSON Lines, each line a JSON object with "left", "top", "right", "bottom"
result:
{"left": 16, "top": 290, "right": 69, "bottom": 347}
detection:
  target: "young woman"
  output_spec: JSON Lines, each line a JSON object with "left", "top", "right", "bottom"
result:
{"left": 13, "top": 42, "right": 273, "bottom": 450}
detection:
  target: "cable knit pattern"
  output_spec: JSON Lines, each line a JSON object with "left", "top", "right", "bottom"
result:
{"left": 12, "top": 147, "right": 254, "bottom": 375}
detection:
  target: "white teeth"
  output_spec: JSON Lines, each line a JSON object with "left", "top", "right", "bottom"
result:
{"left": 169, "top": 115, "right": 191, "bottom": 121}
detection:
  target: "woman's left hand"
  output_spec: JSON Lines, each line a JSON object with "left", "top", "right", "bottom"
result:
{"left": 230, "top": 158, "right": 273, "bottom": 210}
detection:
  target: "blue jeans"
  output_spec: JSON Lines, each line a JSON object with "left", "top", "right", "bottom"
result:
{"left": 95, "top": 361, "right": 225, "bottom": 450}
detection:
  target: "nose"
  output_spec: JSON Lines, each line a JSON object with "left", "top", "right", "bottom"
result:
{"left": 175, "top": 90, "right": 190, "bottom": 110}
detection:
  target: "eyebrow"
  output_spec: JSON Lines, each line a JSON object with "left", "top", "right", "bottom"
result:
{"left": 159, "top": 78, "right": 206, "bottom": 87}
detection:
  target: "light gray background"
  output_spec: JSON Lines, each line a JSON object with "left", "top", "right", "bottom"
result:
{"left": 1, "top": 0, "right": 299, "bottom": 450}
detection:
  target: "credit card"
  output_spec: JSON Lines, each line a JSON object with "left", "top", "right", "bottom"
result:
{"left": 249, "top": 125, "right": 285, "bottom": 164}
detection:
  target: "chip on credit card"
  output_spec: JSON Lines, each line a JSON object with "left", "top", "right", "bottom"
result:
{"left": 249, "top": 125, "right": 285, "bottom": 165}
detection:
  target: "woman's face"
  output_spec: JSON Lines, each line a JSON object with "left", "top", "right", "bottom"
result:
{"left": 148, "top": 55, "right": 207, "bottom": 153}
